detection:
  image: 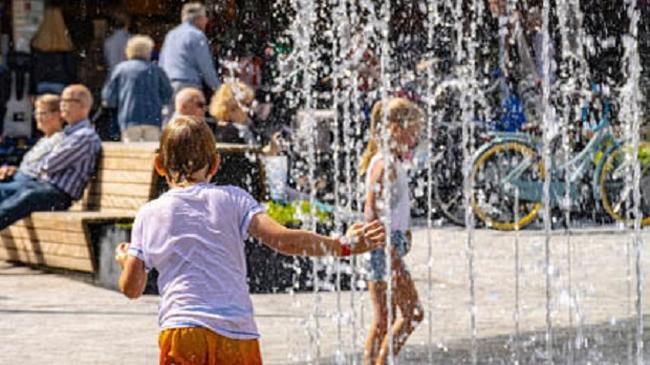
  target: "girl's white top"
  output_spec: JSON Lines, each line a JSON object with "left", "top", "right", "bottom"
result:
{"left": 365, "top": 153, "right": 410, "bottom": 232}
{"left": 128, "top": 183, "right": 264, "bottom": 339}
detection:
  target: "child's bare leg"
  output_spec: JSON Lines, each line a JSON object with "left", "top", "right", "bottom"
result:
{"left": 375, "top": 261, "right": 424, "bottom": 365}
{"left": 364, "top": 281, "right": 388, "bottom": 365}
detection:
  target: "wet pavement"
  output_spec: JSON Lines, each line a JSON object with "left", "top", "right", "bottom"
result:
{"left": 2, "top": 226, "right": 650, "bottom": 364}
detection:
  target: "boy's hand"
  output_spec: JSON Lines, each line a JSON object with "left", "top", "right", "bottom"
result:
{"left": 346, "top": 219, "right": 386, "bottom": 254}
{"left": 115, "top": 242, "right": 130, "bottom": 268}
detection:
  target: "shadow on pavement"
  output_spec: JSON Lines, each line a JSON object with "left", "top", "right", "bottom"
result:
{"left": 312, "top": 317, "right": 650, "bottom": 364}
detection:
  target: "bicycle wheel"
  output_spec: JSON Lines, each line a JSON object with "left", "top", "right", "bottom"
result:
{"left": 470, "top": 141, "right": 544, "bottom": 230}
{"left": 599, "top": 143, "right": 650, "bottom": 226}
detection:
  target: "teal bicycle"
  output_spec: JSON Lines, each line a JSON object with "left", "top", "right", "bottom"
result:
{"left": 469, "top": 98, "right": 650, "bottom": 230}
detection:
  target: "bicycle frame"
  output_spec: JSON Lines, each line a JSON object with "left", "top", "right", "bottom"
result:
{"left": 471, "top": 100, "right": 617, "bottom": 208}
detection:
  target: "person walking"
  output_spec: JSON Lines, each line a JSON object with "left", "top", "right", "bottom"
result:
{"left": 361, "top": 98, "right": 424, "bottom": 365}
{"left": 102, "top": 35, "right": 173, "bottom": 142}
{"left": 103, "top": 10, "right": 131, "bottom": 72}
{"left": 159, "top": 2, "right": 220, "bottom": 118}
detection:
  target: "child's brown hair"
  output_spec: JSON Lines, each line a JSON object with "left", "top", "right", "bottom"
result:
{"left": 158, "top": 116, "right": 218, "bottom": 184}
{"left": 359, "top": 97, "right": 424, "bottom": 175}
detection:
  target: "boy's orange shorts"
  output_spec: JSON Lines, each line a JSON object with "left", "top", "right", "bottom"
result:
{"left": 159, "top": 327, "right": 262, "bottom": 365}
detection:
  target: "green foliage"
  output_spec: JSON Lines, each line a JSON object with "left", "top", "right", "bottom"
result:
{"left": 264, "top": 200, "right": 332, "bottom": 226}
{"left": 623, "top": 142, "right": 650, "bottom": 166}
{"left": 265, "top": 200, "right": 299, "bottom": 226}
{"left": 638, "top": 143, "right": 650, "bottom": 166}
{"left": 114, "top": 223, "right": 133, "bottom": 230}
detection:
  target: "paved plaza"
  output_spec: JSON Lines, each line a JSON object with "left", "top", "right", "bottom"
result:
{"left": 2, "top": 226, "right": 650, "bottom": 364}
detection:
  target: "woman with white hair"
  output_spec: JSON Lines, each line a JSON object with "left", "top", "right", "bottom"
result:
{"left": 102, "top": 35, "right": 173, "bottom": 142}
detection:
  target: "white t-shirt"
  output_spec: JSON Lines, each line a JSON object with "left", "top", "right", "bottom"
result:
{"left": 128, "top": 183, "right": 265, "bottom": 339}
{"left": 365, "top": 153, "right": 410, "bottom": 232}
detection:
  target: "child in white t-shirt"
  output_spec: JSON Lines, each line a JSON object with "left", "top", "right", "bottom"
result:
{"left": 115, "top": 116, "right": 385, "bottom": 365}
{"left": 360, "top": 98, "right": 424, "bottom": 365}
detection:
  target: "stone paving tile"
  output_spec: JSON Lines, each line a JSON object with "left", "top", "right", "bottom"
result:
{"left": 1, "top": 227, "right": 650, "bottom": 364}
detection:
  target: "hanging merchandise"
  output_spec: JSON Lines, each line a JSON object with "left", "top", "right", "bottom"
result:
{"left": 3, "top": 72, "right": 32, "bottom": 138}
{"left": 12, "top": 0, "right": 45, "bottom": 53}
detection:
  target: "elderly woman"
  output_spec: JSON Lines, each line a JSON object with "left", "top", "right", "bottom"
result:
{"left": 102, "top": 35, "right": 173, "bottom": 142}
{"left": 0, "top": 94, "right": 65, "bottom": 181}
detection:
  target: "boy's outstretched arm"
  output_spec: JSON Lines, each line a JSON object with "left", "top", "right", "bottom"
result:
{"left": 115, "top": 243, "right": 147, "bottom": 299}
{"left": 248, "top": 213, "right": 385, "bottom": 257}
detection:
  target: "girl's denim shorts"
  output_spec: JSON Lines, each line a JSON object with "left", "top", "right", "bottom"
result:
{"left": 367, "top": 230, "right": 410, "bottom": 281}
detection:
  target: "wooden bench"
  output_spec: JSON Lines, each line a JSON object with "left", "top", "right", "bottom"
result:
{"left": 0, "top": 142, "right": 159, "bottom": 272}
{"left": 0, "top": 142, "right": 264, "bottom": 274}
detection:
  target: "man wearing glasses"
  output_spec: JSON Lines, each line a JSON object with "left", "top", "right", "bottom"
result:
{"left": 0, "top": 84, "right": 101, "bottom": 229}
{"left": 173, "top": 87, "right": 207, "bottom": 121}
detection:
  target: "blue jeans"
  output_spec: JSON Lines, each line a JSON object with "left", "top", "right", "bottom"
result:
{"left": 0, "top": 172, "right": 72, "bottom": 230}
{"left": 367, "top": 230, "right": 411, "bottom": 281}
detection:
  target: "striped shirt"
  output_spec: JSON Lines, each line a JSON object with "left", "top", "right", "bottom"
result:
{"left": 18, "top": 131, "right": 65, "bottom": 177}
{"left": 40, "top": 119, "right": 101, "bottom": 200}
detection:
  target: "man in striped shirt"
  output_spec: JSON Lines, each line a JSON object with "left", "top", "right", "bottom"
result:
{"left": 0, "top": 84, "right": 101, "bottom": 229}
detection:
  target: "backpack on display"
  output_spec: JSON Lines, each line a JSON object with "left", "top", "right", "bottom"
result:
{"left": 3, "top": 72, "right": 32, "bottom": 138}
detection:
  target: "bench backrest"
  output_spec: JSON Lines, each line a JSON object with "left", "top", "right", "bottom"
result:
{"left": 70, "top": 142, "right": 263, "bottom": 214}
{"left": 70, "top": 142, "right": 159, "bottom": 214}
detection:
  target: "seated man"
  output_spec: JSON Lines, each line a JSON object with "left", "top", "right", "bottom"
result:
{"left": 173, "top": 87, "right": 207, "bottom": 121}
{"left": 0, "top": 84, "right": 101, "bottom": 229}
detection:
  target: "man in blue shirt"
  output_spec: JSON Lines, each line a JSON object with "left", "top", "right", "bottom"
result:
{"left": 159, "top": 3, "right": 220, "bottom": 119}
{"left": 103, "top": 11, "right": 131, "bottom": 72}
{"left": 0, "top": 84, "right": 101, "bottom": 229}
{"left": 102, "top": 35, "right": 173, "bottom": 142}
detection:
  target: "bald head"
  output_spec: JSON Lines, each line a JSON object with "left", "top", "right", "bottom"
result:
{"left": 175, "top": 88, "right": 206, "bottom": 120}
{"left": 60, "top": 84, "right": 93, "bottom": 124}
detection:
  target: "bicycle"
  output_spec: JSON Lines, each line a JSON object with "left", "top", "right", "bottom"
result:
{"left": 469, "top": 94, "right": 650, "bottom": 230}
{"left": 410, "top": 72, "right": 528, "bottom": 226}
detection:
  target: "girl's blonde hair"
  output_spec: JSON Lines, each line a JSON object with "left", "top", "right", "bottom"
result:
{"left": 209, "top": 81, "right": 255, "bottom": 122}
{"left": 159, "top": 116, "right": 218, "bottom": 184}
{"left": 359, "top": 97, "right": 424, "bottom": 175}
{"left": 31, "top": 7, "right": 74, "bottom": 52}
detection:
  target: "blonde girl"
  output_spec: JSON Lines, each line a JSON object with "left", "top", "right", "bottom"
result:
{"left": 361, "top": 98, "right": 424, "bottom": 365}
